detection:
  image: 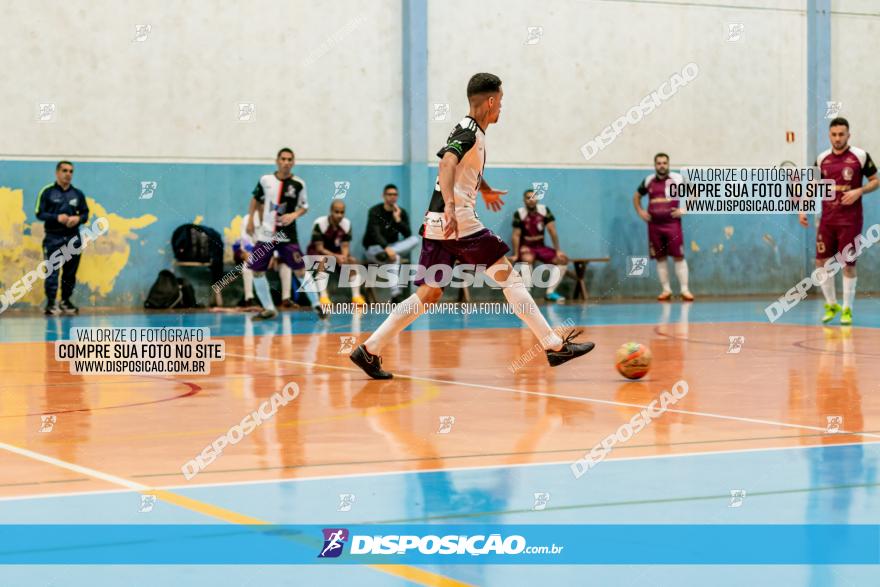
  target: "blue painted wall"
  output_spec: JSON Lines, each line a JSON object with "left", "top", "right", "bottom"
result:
{"left": 4, "top": 159, "right": 879, "bottom": 308}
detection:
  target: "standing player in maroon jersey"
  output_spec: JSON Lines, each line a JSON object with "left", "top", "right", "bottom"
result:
{"left": 512, "top": 189, "right": 569, "bottom": 302}
{"left": 799, "top": 118, "right": 878, "bottom": 325}
{"left": 633, "top": 153, "right": 694, "bottom": 301}
{"left": 349, "top": 73, "right": 594, "bottom": 379}
{"left": 306, "top": 199, "right": 365, "bottom": 307}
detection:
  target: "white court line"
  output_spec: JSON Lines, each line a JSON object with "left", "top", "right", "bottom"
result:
{"left": 227, "top": 351, "right": 880, "bottom": 440}
{"left": 0, "top": 441, "right": 148, "bottom": 493}
{"left": 1, "top": 439, "right": 877, "bottom": 504}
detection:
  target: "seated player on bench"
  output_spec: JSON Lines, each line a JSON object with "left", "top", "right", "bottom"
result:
{"left": 307, "top": 199, "right": 365, "bottom": 307}
{"left": 511, "top": 188, "right": 568, "bottom": 302}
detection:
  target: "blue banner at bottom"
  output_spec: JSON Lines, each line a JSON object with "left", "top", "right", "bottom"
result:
{"left": 0, "top": 525, "right": 877, "bottom": 565}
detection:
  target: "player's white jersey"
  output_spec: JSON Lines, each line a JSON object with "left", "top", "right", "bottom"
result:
{"left": 251, "top": 173, "right": 308, "bottom": 243}
{"left": 422, "top": 116, "right": 486, "bottom": 240}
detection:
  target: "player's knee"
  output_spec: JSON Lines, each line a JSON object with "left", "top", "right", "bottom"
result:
{"left": 419, "top": 286, "right": 443, "bottom": 304}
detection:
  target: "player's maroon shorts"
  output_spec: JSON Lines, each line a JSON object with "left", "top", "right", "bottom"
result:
{"left": 519, "top": 244, "right": 557, "bottom": 263}
{"left": 247, "top": 241, "right": 305, "bottom": 272}
{"left": 305, "top": 242, "right": 341, "bottom": 256}
{"left": 817, "top": 222, "right": 862, "bottom": 266}
{"left": 415, "top": 229, "right": 510, "bottom": 287}
{"left": 648, "top": 221, "right": 684, "bottom": 259}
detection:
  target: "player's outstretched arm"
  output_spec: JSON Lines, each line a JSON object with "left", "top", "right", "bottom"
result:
{"left": 478, "top": 177, "right": 507, "bottom": 212}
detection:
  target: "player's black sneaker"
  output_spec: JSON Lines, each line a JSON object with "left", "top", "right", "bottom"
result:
{"left": 280, "top": 298, "right": 299, "bottom": 310}
{"left": 314, "top": 305, "right": 329, "bottom": 320}
{"left": 546, "top": 329, "right": 595, "bottom": 367}
{"left": 349, "top": 344, "right": 392, "bottom": 379}
{"left": 59, "top": 299, "right": 79, "bottom": 315}
{"left": 44, "top": 301, "right": 62, "bottom": 316}
{"left": 251, "top": 308, "right": 278, "bottom": 321}
{"left": 374, "top": 251, "right": 389, "bottom": 262}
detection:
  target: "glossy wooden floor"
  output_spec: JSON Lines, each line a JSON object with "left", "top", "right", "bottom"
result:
{"left": 1, "top": 301, "right": 878, "bottom": 500}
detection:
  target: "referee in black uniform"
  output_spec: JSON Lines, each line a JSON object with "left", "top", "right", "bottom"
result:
{"left": 35, "top": 161, "right": 90, "bottom": 315}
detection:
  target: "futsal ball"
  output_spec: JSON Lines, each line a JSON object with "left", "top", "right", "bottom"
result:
{"left": 615, "top": 342, "right": 652, "bottom": 380}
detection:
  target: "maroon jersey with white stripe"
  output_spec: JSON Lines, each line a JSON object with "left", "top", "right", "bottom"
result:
{"left": 512, "top": 204, "right": 555, "bottom": 245}
{"left": 637, "top": 172, "right": 683, "bottom": 223}
{"left": 815, "top": 146, "right": 877, "bottom": 226}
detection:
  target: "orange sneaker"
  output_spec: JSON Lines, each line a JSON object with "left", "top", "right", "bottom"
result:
{"left": 657, "top": 291, "right": 673, "bottom": 301}
{"left": 681, "top": 291, "right": 695, "bottom": 302}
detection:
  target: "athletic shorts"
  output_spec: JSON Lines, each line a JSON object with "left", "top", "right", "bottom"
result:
{"left": 648, "top": 221, "right": 684, "bottom": 259}
{"left": 246, "top": 241, "right": 305, "bottom": 272}
{"left": 519, "top": 244, "right": 557, "bottom": 263}
{"left": 817, "top": 222, "right": 862, "bottom": 266}
{"left": 415, "top": 229, "right": 510, "bottom": 287}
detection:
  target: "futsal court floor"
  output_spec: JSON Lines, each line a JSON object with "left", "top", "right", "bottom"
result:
{"left": 0, "top": 297, "right": 878, "bottom": 586}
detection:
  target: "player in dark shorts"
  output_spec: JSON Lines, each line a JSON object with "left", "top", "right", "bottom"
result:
{"left": 799, "top": 117, "right": 878, "bottom": 325}
{"left": 350, "top": 73, "right": 594, "bottom": 379}
{"left": 246, "top": 147, "right": 325, "bottom": 320}
{"left": 512, "top": 189, "right": 569, "bottom": 302}
{"left": 306, "top": 199, "right": 365, "bottom": 306}
{"left": 633, "top": 153, "right": 694, "bottom": 301}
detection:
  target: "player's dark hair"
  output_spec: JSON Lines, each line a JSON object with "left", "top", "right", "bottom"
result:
{"left": 383, "top": 184, "right": 398, "bottom": 193}
{"left": 467, "top": 73, "right": 502, "bottom": 98}
{"left": 56, "top": 160, "right": 73, "bottom": 170}
{"left": 277, "top": 147, "right": 295, "bottom": 159}
{"left": 654, "top": 152, "right": 669, "bottom": 162}
{"left": 523, "top": 189, "right": 535, "bottom": 197}
{"left": 829, "top": 117, "right": 849, "bottom": 129}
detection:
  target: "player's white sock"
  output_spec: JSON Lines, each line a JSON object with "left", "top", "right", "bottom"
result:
{"left": 674, "top": 259, "right": 690, "bottom": 294}
{"left": 317, "top": 271, "right": 329, "bottom": 297}
{"left": 279, "top": 264, "right": 292, "bottom": 300}
{"left": 656, "top": 260, "right": 672, "bottom": 293}
{"left": 351, "top": 283, "right": 362, "bottom": 298}
{"left": 242, "top": 267, "right": 254, "bottom": 300}
{"left": 487, "top": 264, "right": 563, "bottom": 350}
{"left": 253, "top": 275, "right": 276, "bottom": 311}
{"left": 819, "top": 272, "right": 837, "bottom": 305}
{"left": 546, "top": 265, "right": 562, "bottom": 295}
{"left": 842, "top": 276, "right": 857, "bottom": 310}
{"left": 364, "top": 293, "right": 425, "bottom": 354}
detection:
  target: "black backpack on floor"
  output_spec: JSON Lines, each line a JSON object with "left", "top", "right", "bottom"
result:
{"left": 144, "top": 270, "right": 198, "bottom": 309}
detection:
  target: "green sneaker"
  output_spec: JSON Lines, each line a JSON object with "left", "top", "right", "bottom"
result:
{"left": 840, "top": 307, "right": 852, "bottom": 326}
{"left": 821, "top": 303, "right": 841, "bottom": 324}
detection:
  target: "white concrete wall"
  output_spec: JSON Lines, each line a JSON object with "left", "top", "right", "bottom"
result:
{"left": 831, "top": 0, "right": 880, "bottom": 153}
{"left": 0, "top": 0, "right": 402, "bottom": 163}
{"left": 428, "top": 0, "right": 806, "bottom": 168}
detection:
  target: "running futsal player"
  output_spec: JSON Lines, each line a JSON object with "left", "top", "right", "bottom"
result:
{"left": 512, "top": 189, "right": 569, "bottom": 302}
{"left": 246, "top": 148, "right": 325, "bottom": 320}
{"left": 307, "top": 199, "right": 366, "bottom": 306}
{"left": 632, "top": 153, "right": 694, "bottom": 301}
{"left": 799, "top": 117, "right": 878, "bottom": 325}
{"left": 350, "top": 73, "right": 594, "bottom": 379}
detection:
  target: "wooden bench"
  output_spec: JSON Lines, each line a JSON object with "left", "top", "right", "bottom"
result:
{"left": 567, "top": 257, "right": 610, "bottom": 301}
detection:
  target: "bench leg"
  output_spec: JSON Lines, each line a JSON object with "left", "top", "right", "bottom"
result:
{"left": 573, "top": 262, "right": 589, "bottom": 301}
